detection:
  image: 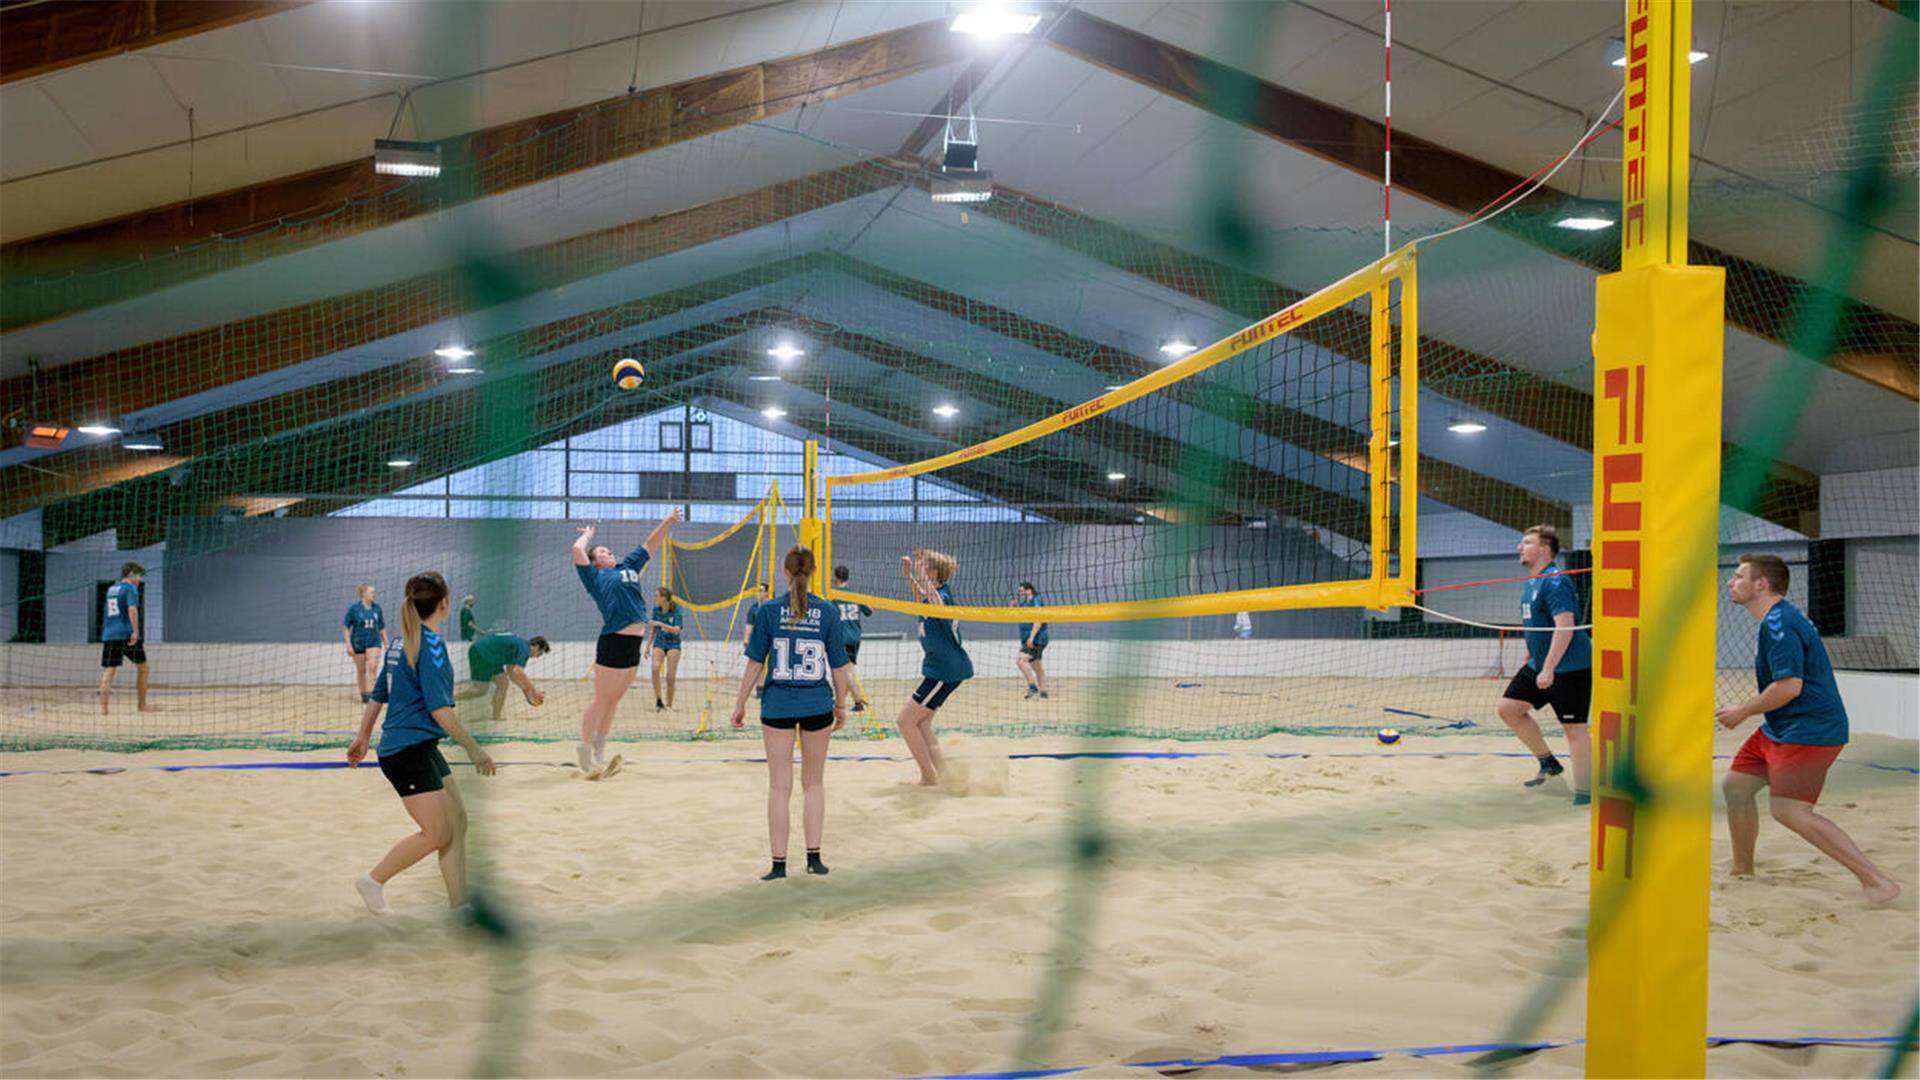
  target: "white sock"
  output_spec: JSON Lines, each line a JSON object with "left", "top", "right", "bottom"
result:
{"left": 576, "top": 742, "right": 595, "bottom": 772}
{"left": 592, "top": 737, "right": 607, "bottom": 764}
{"left": 355, "top": 873, "right": 391, "bottom": 916}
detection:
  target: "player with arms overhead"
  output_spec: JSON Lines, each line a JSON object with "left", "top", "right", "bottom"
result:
{"left": 572, "top": 511, "right": 682, "bottom": 777}
{"left": 730, "top": 547, "right": 853, "bottom": 881}
{"left": 896, "top": 549, "right": 972, "bottom": 786}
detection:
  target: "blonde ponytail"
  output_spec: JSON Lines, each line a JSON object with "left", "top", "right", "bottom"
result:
{"left": 401, "top": 571, "right": 449, "bottom": 666}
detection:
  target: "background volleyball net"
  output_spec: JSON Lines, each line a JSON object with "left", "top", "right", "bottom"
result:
{"left": 0, "top": 82, "right": 1914, "bottom": 753}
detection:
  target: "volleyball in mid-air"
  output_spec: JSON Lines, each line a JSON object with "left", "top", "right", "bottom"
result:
{"left": 1376, "top": 727, "right": 1401, "bottom": 746}
{"left": 612, "top": 358, "right": 645, "bottom": 390}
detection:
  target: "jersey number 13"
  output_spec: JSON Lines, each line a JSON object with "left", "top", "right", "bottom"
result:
{"left": 771, "top": 638, "right": 827, "bottom": 681}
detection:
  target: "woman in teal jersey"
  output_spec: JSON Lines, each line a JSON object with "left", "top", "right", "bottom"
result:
{"left": 729, "top": 547, "right": 852, "bottom": 879}
{"left": 346, "top": 571, "right": 495, "bottom": 917}
{"left": 648, "top": 587, "right": 684, "bottom": 710}
{"left": 342, "top": 583, "right": 388, "bottom": 703}
{"left": 896, "top": 548, "right": 972, "bottom": 786}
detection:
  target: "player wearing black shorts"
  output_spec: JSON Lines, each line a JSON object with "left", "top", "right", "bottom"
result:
{"left": 731, "top": 547, "right": 853, "bottom": 880}
{"left": 831, "top": 565, "right": 873, "bottom": 710}
{"left": 1497, "top": 525, "right": 1592, "bottom": 804}
{"left": 97, "top": 563, "right": 153, "bottom": 715}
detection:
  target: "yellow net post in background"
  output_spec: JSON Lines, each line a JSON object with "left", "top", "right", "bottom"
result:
{"left": 1585, "top": 0, "right": 1720, "bottom": 1074}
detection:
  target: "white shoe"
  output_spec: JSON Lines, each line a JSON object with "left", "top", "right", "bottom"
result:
{"left": 355, "top": 874, "right": 391, "bottom": 916}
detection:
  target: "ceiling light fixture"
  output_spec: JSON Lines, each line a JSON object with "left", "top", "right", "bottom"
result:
{"left": 761, "top": 406, "right": 788, "bottom": 420}
{"left": 77, "top": 423, "right": 122, "bottom": 436}
{"left": 1159, "top": 338, "right": 1198, "bottom": 358}
{"left": 932, "top": 403, "right": 960, "bottom": 418}
{"left": 1554, "top": 216, "right": 1615, "bottom": 231}
{"left": 374, "top": 138, "right": 441, "bottom": 178}
{"left": 1447, "top": 419, "right": 1489, "bottom": 434}
{"left": 24, "top": 423, "right": 70, "bottom": 449}
{"left": 1106, "top": 471, "right": 1127, "bottom": 482}
{"left": 949, "top": 7, "right": 1041, "bottom": 36}
{"left": 748, "top": 374, "right": 782, "bottom": 382}
{"left": 930, "top": 74, "right": 993, "bottom": 204}
{"left": 386, "top": 457, "right": 416, "bottom": 468}
{"left": 122, "top": 431, "right": 165, "bottom": 451}
{"left": 446, "top": 366, "right": 481, "bottom": 375}
{"left": 767, "top": 343, "right": 806, "bottom": 363}
{"left": 434, "top": 344, "right": 475, "bottom": 360}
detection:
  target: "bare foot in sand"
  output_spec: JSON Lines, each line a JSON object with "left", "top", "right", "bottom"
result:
{"left": 1863, "top": 878, "right": 1901, "bottom": 907}
{"left": 138, "top": 704, "right": 161, "bottom": 713}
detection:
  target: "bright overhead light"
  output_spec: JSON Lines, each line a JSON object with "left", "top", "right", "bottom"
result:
{"left": 1447, "top": 420, "right": 1489, "bottom": 434}
{"left": 1106, "top": 471, "right": 1127, "bottom": 482}
{"left": 77, "top": 423, "right": 121, "bottom": 436}
{"left": 767, "top": 343, "right": 805, "bottom": 363}
{"left": 434, "top": 344, "right": 475, "bottom": 360}
{"left": 1159, "top": 338, "right": 1198, "bottom": 358}
{"left": 122, "top": 431, "right": 164, "bottom": 451}
{"left": 747, "top": 374, "right": 782, "bottom": 382}
{"left": 932, "top": 403, "right": 960, "bottom": 418}
{"left": 446, "top": 366, "right": 481, "bottom": 375}
{"left": 1555, "top": 216, "right": 1615, "bottom": 231}
{"left": 950, "top": 7, "right": 1041, "bottom": 36}
{"left": 374, "top": 138, "right": 442, "bottom": 178}
{"left": 761, "top": 406, "right": 788, "bottom": 420}
{"left": 930, "top": 172, "right": 993, "bottom": 203}
{"left": 387, "top": 457, "right": 416, "bottom": 468}
{"left": 1104, "top": 385, "right": 1124, "bottom": 392}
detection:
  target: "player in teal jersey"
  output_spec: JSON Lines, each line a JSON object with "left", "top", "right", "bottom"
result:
{"left": 347, "top": 571, "right": 496, "bottom": 917}
{"left": 97, "top": 562, "right": 152, "bottom": 715}
{"left": 648, "top": 587, "right": 684, "bottom": 710}
{"left": 342, "top": 583, "right": 389, "bottom": 703}
{"left": 1014, "top": 582, "right": 1051, "bottom": 700}
{"left": 897, "top": 548, "right": 972, "bottom": 786}
{"left": 730, "top": 547, "right": 853, "bottom": 879}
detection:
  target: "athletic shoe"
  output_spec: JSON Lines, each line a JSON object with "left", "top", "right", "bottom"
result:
{"left": 1524, "top": 757, "right": 1565, "bottom": 787}
{"left": 1023, "top": 686, "right": 1038, "bottom": 700}
{"left": 852, "top": 701, "right": 866, "bottom": 713}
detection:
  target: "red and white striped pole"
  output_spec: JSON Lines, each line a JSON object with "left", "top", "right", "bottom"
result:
{"left": 1383, "top": 0, "right": 1392, "bottom": 256}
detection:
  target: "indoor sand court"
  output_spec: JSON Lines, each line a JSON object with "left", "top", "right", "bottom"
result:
{"left": 3, "top": 0, "right": 1917, "bottom": 1076}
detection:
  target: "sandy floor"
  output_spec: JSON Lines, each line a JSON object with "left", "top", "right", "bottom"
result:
{"left": 1, "top": 727, "right": 1914, "bottom": 1079}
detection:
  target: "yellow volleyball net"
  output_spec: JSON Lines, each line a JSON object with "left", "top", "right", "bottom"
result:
{"left": 820, "top": 248, "right": 1420, "bottom": 627}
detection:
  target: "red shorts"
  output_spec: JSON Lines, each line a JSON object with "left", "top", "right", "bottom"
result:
{"left": 1729, "top": 729, "right": 1844, "bottom": 803}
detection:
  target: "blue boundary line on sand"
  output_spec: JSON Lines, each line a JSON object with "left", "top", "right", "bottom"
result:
{"left": 3, "top": 751, "right": 1913, "bottom": 778}
{"left": 912, "top": 1034, "right": 1909, "bottom": 1078}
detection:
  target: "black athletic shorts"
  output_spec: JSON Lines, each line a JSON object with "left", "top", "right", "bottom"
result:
{"left": 595, "top": 632, "right": 645, "bottom": 670}
{"left": 350, "top": 637, "right": 382, "bottom": 655}
{"left": 910, "top": 677, "right": 962, "bottom": 711}
{"left": 1020, "top": 642, "right": 1047, "bottom": 661}
{"left": 844, "top": 641, "right": 862, "bottom": 665}
{"left": 379, "top": 740, "right": 451, "bottom": 797}
{"left": 100, "top": 639, "right": 147, "bottom": 668}
{"left": 763, "top": 710, "right": 835, "bottom": 732}
{"left": 1502, "top": 665, "right": 1591, "bottom": 725}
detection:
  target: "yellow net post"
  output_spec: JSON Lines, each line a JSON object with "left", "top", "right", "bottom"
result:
{"left": 1585, "top": 0, "right": 1721, "bottom": 1074}
{"left": 799, "top": 439, "right": 823, "bottom": 592}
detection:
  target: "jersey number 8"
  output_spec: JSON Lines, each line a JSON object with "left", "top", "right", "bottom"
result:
{"left": 771, "top": 638, "right": 828, "bottom": 681}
